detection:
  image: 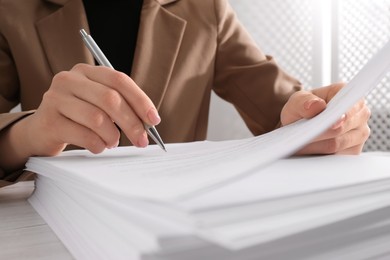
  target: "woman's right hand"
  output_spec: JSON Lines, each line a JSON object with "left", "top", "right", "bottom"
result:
{"left": 4, "top": 63, "right": 160, "bottom": 169}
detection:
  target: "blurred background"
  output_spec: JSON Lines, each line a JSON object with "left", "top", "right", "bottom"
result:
{"left": 207, "top": 0, "right": 390, "bottom": 152}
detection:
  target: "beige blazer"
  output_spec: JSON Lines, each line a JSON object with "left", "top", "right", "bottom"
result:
{"left": 0, "top": 0, "right": 301, "bottom": 183}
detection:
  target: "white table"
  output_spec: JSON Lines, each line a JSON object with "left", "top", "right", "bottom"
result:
{"left": 0, "top": 182, "right": 73, "bottom": 260}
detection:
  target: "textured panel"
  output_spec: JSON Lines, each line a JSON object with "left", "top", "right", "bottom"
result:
{"left": 335, "top": 0, "right": 390, "bottom": 151}
{"left": 229, "top": 0, "right": 316, "bottom": 88}
{"left": 208, "top": 0, "right": 319, "bottom": 141}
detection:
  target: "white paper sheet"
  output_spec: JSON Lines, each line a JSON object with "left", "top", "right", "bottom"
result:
{"left": 179, "top": 153, "right": 390, "bottom": 212}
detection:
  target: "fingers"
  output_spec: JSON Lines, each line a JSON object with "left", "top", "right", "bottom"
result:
{"left": 311, "top": 82, "right": 345, "bottom": 102}
{"left": 54, "top": 92, "right": 121, "bottom": 149}
{"left": 296, "top": 98, "right": 371, "bottom": 155}
{"left": 281, "top": 90, "right": 327, "bottom": 126}
{"left": 72, "top": 64, "right": 161, "bottom": 126}
{"left": 31, "top": 63, "right": 160, "bottom": 156}
{"left": 62, "top": 64, "right": 159, "bottom": 144}
{"left": 282, "top": 80, "right": 371, "bottom": 155}
{"left": 54, "top": 72, "right": 147, "bottom": 147}
{"left": 29, "top": 105, "right": 107, "bottom": 156}
{"left": 310, "top": 99, "right": 370, "bottom": 142}
{"left": 35, "top": 88, "right": 118, "bottom": 155}
{"left": 52, "top": 116, "right": 108, "bottom": 154}
{"left": 68, "top": 64, "right": 160, "bottom": 147}
{"left": 281, "top": 82, "right": 348, "bottom": 127}
{"left": 296, "top": 125, "right": 370, "bottom": 155}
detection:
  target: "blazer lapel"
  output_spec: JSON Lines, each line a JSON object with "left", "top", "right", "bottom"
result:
{"left": 36, "top": 0, "right": 94, "bottom": 75}
{"left": 131, "top": 0, "right": 186, "bottom": 109}
{"left": 36, "top": 0, "right": 186, "bottom": 110}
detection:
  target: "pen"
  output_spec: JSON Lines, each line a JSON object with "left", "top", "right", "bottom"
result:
{"left": 80, "top": 29, "right": 167, "bottom": 152}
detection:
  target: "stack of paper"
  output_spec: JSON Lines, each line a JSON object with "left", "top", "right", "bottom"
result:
{"left": 26, "top": 41, "right": 390, "bottom": 260}
{"left": 27, "top": 148, "right": 390, "bottom": 260}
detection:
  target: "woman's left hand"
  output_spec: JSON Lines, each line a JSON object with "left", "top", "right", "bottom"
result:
{"left": 280, "top": 82, "right": 371, "bottom": 155}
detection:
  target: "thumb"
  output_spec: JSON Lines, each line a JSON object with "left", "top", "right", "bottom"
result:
{"left": 281, "top": 91, "right": 327, "bottom": 126}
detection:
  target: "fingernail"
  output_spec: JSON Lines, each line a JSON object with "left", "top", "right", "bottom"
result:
{"left": 109, "top": 139, "right": 120, "bottom": 149}
{"left": 147, "top": 108, "right": 161, "bottom": 125}
{"left": 304, "top": 99, "right": 322, "bottom": 110}
{"left": 137, "top": 133, "right": 149, "bottom": 148}
{"left": 332, "top": 114, "right": 346, "bottom": 129}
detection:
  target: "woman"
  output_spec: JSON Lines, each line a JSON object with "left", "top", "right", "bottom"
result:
{"left": 0, "top": 0, "right": 370, "bottom": 185}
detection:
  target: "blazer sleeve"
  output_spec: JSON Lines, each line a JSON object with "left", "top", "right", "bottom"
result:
{"left": 0, "top": 26, "right": 35, "bottom": 185}
{"left": 0, "top": 111, "right": 35, "bottom": 186}
{"left": 213, "top": 0, "right": 302, "bottom": 135}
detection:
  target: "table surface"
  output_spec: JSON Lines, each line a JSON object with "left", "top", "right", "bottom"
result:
{"left": 0, "top": 181, "right": 73, "bottom": 260}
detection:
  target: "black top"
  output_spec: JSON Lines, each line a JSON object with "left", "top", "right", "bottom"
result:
{"left": 82, "top": 0, "right": 144, "bottom": 75}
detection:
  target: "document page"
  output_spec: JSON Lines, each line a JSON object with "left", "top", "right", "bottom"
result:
{"left": 180, "top": 153, "right": 390, "bottom": 212}
{"left": 26, "top": 41, "right": 390, "bottom": 202}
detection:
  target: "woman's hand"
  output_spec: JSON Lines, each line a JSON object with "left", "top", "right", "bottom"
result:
{"left": 2, "top": 63, "right": 161, "bottom": 171}
{"left": 29, "top": 63, "right": 161, "bottom": 156}
{"left": 280, "top": 82, "right": 371, "bottom": 155}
